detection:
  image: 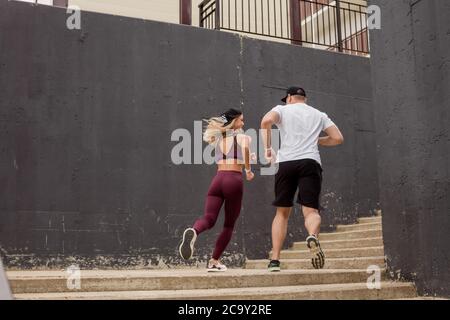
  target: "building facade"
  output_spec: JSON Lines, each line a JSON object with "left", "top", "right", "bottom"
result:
{"left": 14, "top": 0, "right": 369, "bottom": 55}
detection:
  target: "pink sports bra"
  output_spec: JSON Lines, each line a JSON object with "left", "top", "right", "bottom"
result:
{"left": 215, "top": 135, "right": 243, "bottom": 163}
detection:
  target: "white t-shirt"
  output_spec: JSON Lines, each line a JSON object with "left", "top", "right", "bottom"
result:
{"left": 271, "top": 103, "right": 336, "bottom": 165}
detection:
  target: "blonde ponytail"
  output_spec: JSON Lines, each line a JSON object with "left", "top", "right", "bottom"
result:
{"left": 203, "top": 117, "right": 239, "bottom": 145}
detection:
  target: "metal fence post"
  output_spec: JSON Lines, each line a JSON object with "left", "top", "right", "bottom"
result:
{"left": 215, "top": 0, "right": 221, "bottom": 30}
{"left": 199, "top": 2, "right": 204, "bottom": 27}
{"left": 53, "top": 0, "right": 68, "bottom": 7}
{"left": 180, "top": 0, "right": 192, "bottom": 25}
{"left": 290, "top": 0, "right": 302, "bottom": 45}
{"left": 335, "top": 0, "right": 343, "bottom": 52}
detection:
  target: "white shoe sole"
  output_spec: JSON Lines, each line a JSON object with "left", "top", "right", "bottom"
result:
{"left": 179, "top": 228, "right": 197, "bottom": 260}
{"left": 307, "top": 236, "right": 325, "bottom": 269}
{"left": 207, "top": 268, "right": 227, "bottom": 272}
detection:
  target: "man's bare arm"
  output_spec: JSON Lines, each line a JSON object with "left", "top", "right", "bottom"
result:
{"left": 318, "top": 125, "right": 344, "bottom": 146}
{"left": 260, "top": 111, "right": 280, "bottom": 150}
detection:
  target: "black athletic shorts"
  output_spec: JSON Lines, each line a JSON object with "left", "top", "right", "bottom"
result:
{"left": 272, "top": 159, "right": 323, "bottom": 209}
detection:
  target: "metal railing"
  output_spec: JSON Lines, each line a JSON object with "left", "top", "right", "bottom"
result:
{"left": 199, "top": 0, "right": 369, "bottom": 56}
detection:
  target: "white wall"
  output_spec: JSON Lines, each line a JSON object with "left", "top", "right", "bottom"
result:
{"left": 14, "top": 0, "right": 53, "bottom": 5}
{"left": 69, "top": 0, "right": 177, "bottom": 24}
{"left": 69, "top": 0, "right": 203, "bottom": 26}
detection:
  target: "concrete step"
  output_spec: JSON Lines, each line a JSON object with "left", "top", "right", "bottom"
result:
{"left": 7, "top": 269, "right": 383, "bottom": 294}
{"left": 245, "top": 256, "right": 385, "bottom": 270}
{"left": 292, "top": 237, "right": 384, "bottom": 250}
{"left": 393, "top": 297, "right": 449, "bottom": 300}
{"left": 279, "top": 246, "right": 385, "bottom": 260}
{"left": 336, "top": 221, "right": 381, "bottom": 232}
{"left": 14, "top": 282, "right": 417, "bottom": 300}
{"left": 358, "top": 216, "right": 382, "bottom": 224}
{"left": 318, "top": 228, "right": 382, "bottom": 241}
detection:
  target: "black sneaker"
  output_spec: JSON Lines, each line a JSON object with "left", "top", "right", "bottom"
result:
{"left": 179, "top": 228, "right": 197, "bottom": 260}
{"left": 306, "top": 235, "right": 325, "bottom": 269}
{"left": 268, "top": 260, "right": 281, "bottom": 272}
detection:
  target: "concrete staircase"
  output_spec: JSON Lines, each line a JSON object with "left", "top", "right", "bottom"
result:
{"left": 246, "top": 216, "right": 385, "bottom": 270}
{"left": 8, "top": 215, "right": 418, "bottom": 300}
{"left": 242, "top": 215, "right": 416, "bottom": 299}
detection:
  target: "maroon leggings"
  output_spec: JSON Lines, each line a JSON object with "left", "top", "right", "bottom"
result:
{"left": 193, "top": 171, "right": 243, "bottom": 260}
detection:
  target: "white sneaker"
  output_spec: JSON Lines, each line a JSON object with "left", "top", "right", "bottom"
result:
{"left": 207, "top": 261, "right": 227, "bottom": 272}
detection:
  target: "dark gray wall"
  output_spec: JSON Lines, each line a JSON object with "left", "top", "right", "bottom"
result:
{"left": 0, "top": 0, "right": 377, "bottom": 269}
{"left": 369, "top": 0, "right": 450, "bottom": 297}
{"left": 241, "top": 39, "right": 378, "bottom": 252}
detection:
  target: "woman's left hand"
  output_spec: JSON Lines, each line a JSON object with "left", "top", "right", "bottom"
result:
{"left": 246, "top": 170, "right": 255, "bottom": 181}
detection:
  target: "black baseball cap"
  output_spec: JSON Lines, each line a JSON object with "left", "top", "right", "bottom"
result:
{"left": 281, "top": 86, "right": 307, "bottom": 103}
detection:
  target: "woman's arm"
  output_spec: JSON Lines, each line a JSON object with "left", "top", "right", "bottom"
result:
{"left": 238, "top": 134, "right": 254, "bottom": 181}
